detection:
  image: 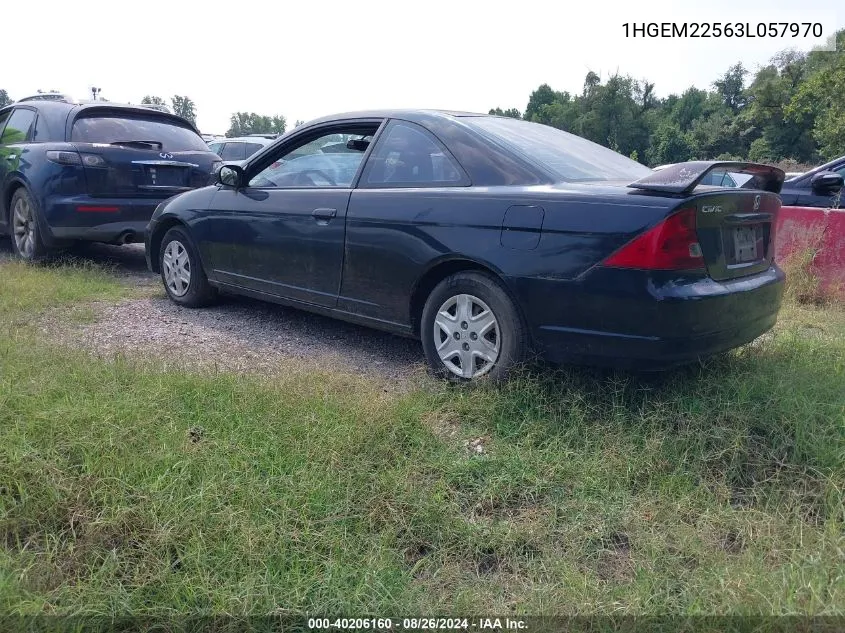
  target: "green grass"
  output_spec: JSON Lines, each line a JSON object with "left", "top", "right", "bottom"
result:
{"left": 0, "top": 260, "right": 843, "bottom": 617}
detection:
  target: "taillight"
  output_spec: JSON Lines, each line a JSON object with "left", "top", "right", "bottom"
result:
{"left": 46, "top": 151, "right": 107, "bottom": 167}
{"left": 46, "top": 150, "right": 82, "bottom": 166}
{"left": 602, "top": 208, "right": 705, "bottom": 271}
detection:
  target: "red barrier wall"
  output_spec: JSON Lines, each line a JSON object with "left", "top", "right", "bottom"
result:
{"left": 775, "top": 206, "right": 845, "bottom": 298}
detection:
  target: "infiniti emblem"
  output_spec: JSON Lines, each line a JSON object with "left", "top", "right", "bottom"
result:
{"left": 753, "top": 195, "right": 761, "bottom": 211}
{"left": 160, "top": 152, "right": 173, "bottom": 159}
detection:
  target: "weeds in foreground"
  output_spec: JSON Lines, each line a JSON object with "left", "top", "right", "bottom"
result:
{"left": 0, "top": 257, "right": 843, "bottom": 616}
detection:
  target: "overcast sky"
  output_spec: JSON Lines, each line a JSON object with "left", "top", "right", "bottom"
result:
{"left": 3, "top": 0, "right": 841, "bottom": 134}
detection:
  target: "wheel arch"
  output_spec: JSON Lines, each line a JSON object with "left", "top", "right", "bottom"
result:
{"left": 408, "top": 256, "right": 528, "bottom": 337}
{"left": 2, "top": 177, "right": 30, "bottom": 226}
{"left": 148, "top": 216, "right": 189, "bottom": 273}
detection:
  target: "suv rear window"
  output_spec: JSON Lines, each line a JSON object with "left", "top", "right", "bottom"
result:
{"left": 71, "top": 114, "right": 208, "bottom": 152}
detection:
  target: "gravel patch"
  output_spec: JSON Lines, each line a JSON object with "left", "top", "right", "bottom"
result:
{"left": 5, "top": 238, "right": 429, "bottom": 384}
{"left": 52, "top": 294, "right": 428, "bottom": 383}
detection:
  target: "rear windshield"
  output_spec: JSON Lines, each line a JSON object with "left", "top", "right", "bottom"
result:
{"left": 244, "top": 142, "right": 265, "bottom": 157}
{"left": 466, "top": 116, "right": 652, "bottom": 182}
{"left": 71, "top": 114, "right": 208, "bottom": 152}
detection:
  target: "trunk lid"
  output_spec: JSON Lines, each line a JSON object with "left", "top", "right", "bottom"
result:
{"left": 71, "top": 143, "right": 219, "bottom": 197}
{"left": 629, "top": 161, "right": 785, "bottom": 281}
{"left": 69, "top": 108, "right": 220, "bottom": 198}
{"left": 688, "top": 190, "right": 781, "bottom": 281}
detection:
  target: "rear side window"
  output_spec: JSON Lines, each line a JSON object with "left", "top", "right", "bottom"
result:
{"left": 467, "top": 116, "right": 652, "bottom": 182}
{"left": 0, "top": 109, "right": 36, "bottom": 144}
{"left": 71, "top": 114, "right": 209, "bottom": 152}
{"left": 363, "top": 121, "right": 467, "bottom": 187}
{"left": 243, "top": 142, "right": 264, "bottom": 158}
{"left": 33, "top": 114, "right": 53, "bottom": 142}
{"left": 0, "top": 110, "right": 11, "bottom": 136}
{"left": 219, "top": 143, "right": 246, "bottom": 161}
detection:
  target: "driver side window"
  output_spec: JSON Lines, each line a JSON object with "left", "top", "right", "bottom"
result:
{"left": 248, "top": 125, "right": 379, "bottom": 188}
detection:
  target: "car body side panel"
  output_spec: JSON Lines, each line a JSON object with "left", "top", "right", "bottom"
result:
{"left": 342, "top": 186, "right": 675, "bottom": 328}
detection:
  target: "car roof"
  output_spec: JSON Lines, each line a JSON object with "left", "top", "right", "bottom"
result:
{"left": 302, "top": 109, "right": 485, "bottom": 127}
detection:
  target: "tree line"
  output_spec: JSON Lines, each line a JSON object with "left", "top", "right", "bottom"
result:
{"left": 490, "top": 29, "right": 845, "bottom": 167}
{"left": 3, "top": 31, "right": 842, "bottom": 157}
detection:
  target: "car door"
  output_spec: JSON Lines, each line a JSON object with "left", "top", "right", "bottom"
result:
{"left": 0, "top": 108, "right": 13, "bottom": 232}
{"left": 207, "top": 121, "right": 382, "bottom": 307}
{"left": 0, "top": 107, "right": 36, "bottom": 232}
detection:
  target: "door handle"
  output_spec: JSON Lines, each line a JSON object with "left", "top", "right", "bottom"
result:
{"left": 312, "top": 208, "right": 337, "bottom": 221}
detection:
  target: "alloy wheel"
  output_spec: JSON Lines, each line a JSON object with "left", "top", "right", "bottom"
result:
{"left": 12, "top": 196, "right": 36, "bottom": 258}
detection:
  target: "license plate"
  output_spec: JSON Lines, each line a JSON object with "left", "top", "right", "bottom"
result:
{"left": 145, "top": 166, "right": 187, "bottom": 187}
{"left": 732, "top": 225, "right": 760, "bottom": 263}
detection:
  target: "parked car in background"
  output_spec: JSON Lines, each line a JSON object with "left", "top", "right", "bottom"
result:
{"left": 0, "top": 101, "right": 222, "bottom": 259}
{"left": 208, "top": 136, "right": 275, "bottom": 163}
{"left": 17, "top": 92, "right": 77, "bottom": 104}
{"left": 146, "top": 111, "right": 786, "bottom": 381}
{"left": 779, "top": 156, "right": 844, "bottom": 208}
{"left": 141, "top": 103, "right": 171, "bottom": 114}
{"left": 653, "top": 163, "right": 753, "bottom": 187}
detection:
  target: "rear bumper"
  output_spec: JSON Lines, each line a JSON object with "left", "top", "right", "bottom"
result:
{"left": 40, "top": 195, "right": 165, "bottom": 244}
{"left": 522, "top": 266, "right": 785, "bottom": 370}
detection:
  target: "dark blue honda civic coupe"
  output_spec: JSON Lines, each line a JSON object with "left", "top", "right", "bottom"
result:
{"left": 0, "top": 98, "right": 221, "bottom": 259}
{"left": 145, "top": 110, "right": 785, "bottom": 381}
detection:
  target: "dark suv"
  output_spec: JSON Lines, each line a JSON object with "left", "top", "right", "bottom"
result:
{"left": 0, "top": 99, "right": 221, "bottom": 259}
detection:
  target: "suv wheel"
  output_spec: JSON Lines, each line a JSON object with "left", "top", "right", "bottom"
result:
{"left": 9, "top": 188, "right": 48, "bottom": 261}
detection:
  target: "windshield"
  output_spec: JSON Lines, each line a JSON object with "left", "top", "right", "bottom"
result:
{"left": 71, "top": 114, "right": 209, "bottom": 152}
{"left": 467, "top": 116, "right": 652, "bottom": 182}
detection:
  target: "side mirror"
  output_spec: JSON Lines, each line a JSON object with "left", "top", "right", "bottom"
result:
{"left": 810, "top": 171, "right": 844, "bottom": 194}
{"left": 218, "top": 164, "right": 244, "bottom": 188}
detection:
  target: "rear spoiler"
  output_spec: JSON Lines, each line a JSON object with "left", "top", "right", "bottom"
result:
{"left": 73, "top": 103, "right": 202, "bottom": 135}
{"left": 629, "top": 161, "right": 785, "bottom": 195}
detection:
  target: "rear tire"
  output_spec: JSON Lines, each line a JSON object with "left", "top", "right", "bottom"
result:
{"left": 158, "top": 227, "right": 218, "bottom": 307}
{"left": 9, "top": 188, "right": 49, "bottom": 261}
{"left": 421, "top": 271, "right": 528, "bottom": 382}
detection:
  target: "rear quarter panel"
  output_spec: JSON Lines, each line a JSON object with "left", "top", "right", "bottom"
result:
{"left": 341, "top": 186, "right": 673, "bottom": 329}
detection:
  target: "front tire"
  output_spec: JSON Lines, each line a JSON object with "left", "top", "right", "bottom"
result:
{"left": 421, "top": 271, "right": 528, "bottom": 382}
{"left": 9, "top": 188, "right": 49, "bottom": 261}
{"left": 158, "top": 227, "right": 218, "bottom": 307}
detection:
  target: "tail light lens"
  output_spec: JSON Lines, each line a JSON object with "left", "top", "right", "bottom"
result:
{"left": 46, "top": 151, "right": 106, "bottom": 167}
{"left": 602, "top": 208, "right": 705, "bottom": 271}
{"left": 46, "top": 150, "right": 82, "bottom": 165}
